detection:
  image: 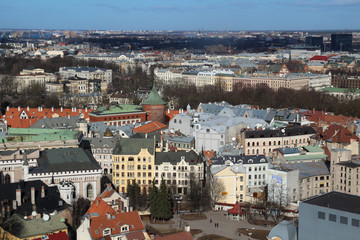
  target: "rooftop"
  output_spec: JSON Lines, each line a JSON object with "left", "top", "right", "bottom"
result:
{"left": 303, "top": 191, "right": 360, "bottom": 215}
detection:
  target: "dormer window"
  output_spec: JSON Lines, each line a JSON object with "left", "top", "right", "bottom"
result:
{"left": 248, "top": 159, "right": 253, "bottom": 163}
{"left": 103, "top": 228, "right": 111, "bottom": 236}
{"left": 121, "top": 225, "right": 129, "bottom": 232}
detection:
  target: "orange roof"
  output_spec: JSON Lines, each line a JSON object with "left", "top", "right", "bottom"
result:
{"left": 203, "top": 150, "right": 216, "bottom": 165}
{"left": 100, "top": 188, "right": 116, "bottom": 199}
{"left": 33, "top": 232, "right": 69, "bottom": 240}
{"left": 3, "top": 107, "right": 93, "bottom": 128}
{"left": 227, "top": 201, "right": 246, "bottom": 215}
{"left": 302, "top": 110, "right": 355, "bottom": 126}
{"left": 165, "top": 109, "right": 186, "bottom": 123}
{"left": 88, "top": 211, "right": 145, "bottom": 239}
{"left": 155, "top": 232, "right": 193, "bottom": 240}
{"left": 86, "top": 197, "right": 115, "bottom": 216}
{"left": 316, "top": 124, "right": 359, "bottom": 144}
{"left": 133, "top": 121, "right": 167, "bottom": 134}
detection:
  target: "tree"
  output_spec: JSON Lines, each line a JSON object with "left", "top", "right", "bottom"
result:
{"left": 157, "top": 178, "right": 172, "bottom": 220}
{"left": 126, "top": 181, "right": 141, "bottom": 210}
{"left": 210, "top": 178, "right": 226, "bottom": 208}
{"left": 72, "top": 198, "right": 91, "bottom": 230}
{"left": 149, "top": 179, "right": 159, "bottom": 220}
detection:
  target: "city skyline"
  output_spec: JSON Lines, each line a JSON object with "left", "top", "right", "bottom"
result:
{"left": 1, "top": 0, "right": 360, "bottom": 31}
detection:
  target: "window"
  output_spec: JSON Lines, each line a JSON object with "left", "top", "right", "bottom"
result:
{"left": 240, "top": 176, "right": 243, "bottom": 182}
{"left": 318, "top": 211, "right": 325, "bottom": 220}
{"left": 87, "top": 184, "right": 93, "bottom": 199}
{"left": 352, "top": 219, "right": 360, "bottom": 227}
{"left": 340, "top": 216, "right": 348, "bottom": 225}
{"left": 329, "top": 214, "right": 336, "bottom": 222}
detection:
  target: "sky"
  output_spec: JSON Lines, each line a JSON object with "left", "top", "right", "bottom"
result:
{"left": 1, "top": 0, "right": 360, "bottom": 31}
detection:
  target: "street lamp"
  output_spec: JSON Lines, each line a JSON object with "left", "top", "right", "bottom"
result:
{"left": 236, "top": 195, "right": 240, "bottom": 221}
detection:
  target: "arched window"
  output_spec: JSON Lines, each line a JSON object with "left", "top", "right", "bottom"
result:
{"left": 252, "top": 142, "right": 255, "bottom": 146}
{"left": 247, "top": 142, "right": 250, "bottom": 147}
{"left": 87, "top": 184, "right": 93, "bottom": 199}
{"left": 278, "top": 141, "right": 280, "bottom": 145}
{"left": 4, "top": 174, "right": 10, "bottom": 184}
{"left": 104, "top": 168, "right": 108, "bottom": 174}
{"left": 257, "top": 142, "right": 259, "bottom": 146}
{"left": 263, "top": 141, "right": 265, "bottom": 146}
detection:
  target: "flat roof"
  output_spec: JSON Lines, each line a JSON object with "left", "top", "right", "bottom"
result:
{"left": 303, "top": 191, "right": 360, "bottom": 215}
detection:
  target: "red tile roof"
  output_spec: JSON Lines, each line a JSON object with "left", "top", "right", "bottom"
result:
{"left": 302, "top": 110, "right": 356, "bottom": 126}
{"left": 310, "top": 55, "right": 329, "bottom": 61}
{"left": 227, "top": 202, "right": 245, "bottom": 215}
{"left": 86, "top": 197, "right": 115, "bottom": 216}
{"left": 165, "top": 109, "right": 186, "bottom": 123}
{"left": 126, "top": 231, "right": 148, "bottom": 240}
{"left": 155, "top": 232, "right": 193, "bottom": 240}
{"left": 133, "top": 121, "right": 167, "bottom": 134}
{"left": 33, "top": 232, "right": 69, "bottom": 240}
{"left": 316, "top": 124, "right": 359, "bottom": 144}
{"left": 88, "top": 211, "right": 145, "bottom": 239}
{"left": 3, "top": 107, "right": 92, "bottom": 128}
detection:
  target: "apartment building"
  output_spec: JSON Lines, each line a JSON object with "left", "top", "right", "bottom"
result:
{"left": 331, "top": 149, "right": 360, "bottom": 196}
{"left": 154, "top": 150, "right": 204, "bottom": 195}
{"left": 112, "top": 138, "right": 155, "bottom": 193}
{"left": 59, "top": 66, "right": 112, "bottom": 83}
{"left": 241, "top": 126, "right": 316, "bottom": 156}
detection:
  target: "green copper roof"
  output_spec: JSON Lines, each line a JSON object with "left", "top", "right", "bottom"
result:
{"left": 4, "top": 214, "right": 67, "bottom": 239}
{"left": 321, "top": 87, "right": 360, "bottom": 93}
{"left": 1, "top": 128, "right": 81, "bottom": 143}
{"left": 89, "top": 104, "right": 145, "bottom": 116}
{"left": 143, "top": 84, "right": 166, "bottom": 105}
{"left": 113, "top": 138, "right": 154, "bottom": 155}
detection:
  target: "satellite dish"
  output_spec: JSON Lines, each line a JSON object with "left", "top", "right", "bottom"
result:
{"left": 43, "top": 214, "right": 50, "bottom": 221}
{"left": 232, "top": 137, "right": 236, "bottom": 142}
{"left": 281, "top": 129, "right": 285, "bottom": 133}
{"left": 32, "top": 211, "right": 37, "bottom": 217}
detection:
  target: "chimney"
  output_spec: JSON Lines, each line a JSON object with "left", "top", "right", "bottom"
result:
{"left": 12, "top": 200, "right": 17, "bottom": 210}
{"left": 41, "top": 186, "right": 45, "bottom": 198}
{"left": 6, "top": 106, "right": 9, "bottom": 111}
{"left": 68, "top": 115, "right": 70, "bottom": 120}
{"left": 61, "top": 107, "right": 63, "bottom": 112}
{"left": 106, "top": 212, "right": 111, "bottom": 220}
{"left": 18, "top": 106, "right": 20, "bottom": 111}
{"left": 168, "top": 109, "right": 170, "bottom": 114}
{"left": 145, "top": 133, "right": 148, "bottom": 139}
{"left": 185, "top": 225, "right": 191, "bottom": 232}
{"left": 27, "top": 106, "right": 29, "bottom": 111}
{"left": 31, "top": 187, "right": 35, "bottom": 205}
{"left": 16, "top": 189, "right": 21, "bottom": 206}
{"left": 51, "top": 107, "right": 54, "bottom": 112}
{"left": 96, "top": 199, "right": 99, "bottom": 206}
{"left": 38, "top": 106, "right": 41, "bottom": 112}
{"left": 85, "top": 107, "right": 88, "bottom": 112}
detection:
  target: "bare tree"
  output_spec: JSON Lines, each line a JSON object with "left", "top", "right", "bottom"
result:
{"left": 210, "top": 177, "right": 226, "bottom": 208}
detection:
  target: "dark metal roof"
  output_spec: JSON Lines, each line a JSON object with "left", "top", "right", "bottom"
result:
{"left": 243, "top": 126, "right": 316, "bottom": 138}
{"left": 155, "top": 150, "right": 201, "bottom": 165}
{"left": 0, "top": 180, "right": 68, "bottom": 216}
{"left": 303, "top": 191, "right": 360, "bottom": 215}
{"left": 32, "top": 148, "right": 101, "bottom": 173}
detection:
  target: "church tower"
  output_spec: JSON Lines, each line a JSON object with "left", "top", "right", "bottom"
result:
{"left": 142, "top": 84, "right": 166, "bottom": 123}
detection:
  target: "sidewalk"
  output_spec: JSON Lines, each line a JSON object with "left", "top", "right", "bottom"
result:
{"left": 147, "top": 210, "right": 272, "bottom": 240}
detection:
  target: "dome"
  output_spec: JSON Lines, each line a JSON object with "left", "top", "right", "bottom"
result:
{"left": 103, "top": 127, "right": 113, "bottom": 137}
{"left": 267, "top": 220, "right": 297, "bottom": 240}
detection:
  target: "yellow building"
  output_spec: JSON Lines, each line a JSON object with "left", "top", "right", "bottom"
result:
{"left": 211, "top": 164, "right": 247, "bottom": 205}
{"left": 0, "top": 214, "right": 68, "bottom": 240}
{"left": 112, "top": 137, "right": 155, "bottom": 193}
